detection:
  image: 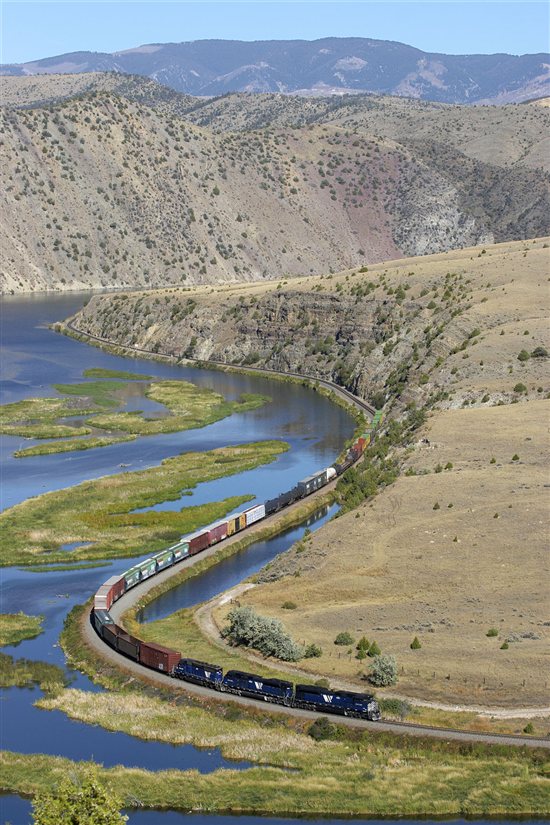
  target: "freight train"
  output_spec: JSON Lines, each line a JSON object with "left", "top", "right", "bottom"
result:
{"left": 90, "top": 416, "right": 383, "bottom": 722}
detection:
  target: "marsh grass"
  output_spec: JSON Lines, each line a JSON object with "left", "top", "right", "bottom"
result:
{"left": 14, "top": 434, "right": 137, "bottom": 458}
{"left": 0, "top": 653, "right": 67, "bottom": 691}
{"left": 2, "top": 726, "right": 548, "bottom": 816}
{"left": 2, "top": 370, "right": 269, "bottom": 458}
{"left": 0, "top": 441, "right": 287, "bottom": 565}
{"left": 83, "top": 368, "right": 153, "bottom": 380}
{"left": 0, "top": 613, "right": 44, "bottom": 647}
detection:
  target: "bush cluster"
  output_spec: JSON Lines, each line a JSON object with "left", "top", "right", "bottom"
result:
{"left": 222, "top": 605, "right": 304, "bottom": 661}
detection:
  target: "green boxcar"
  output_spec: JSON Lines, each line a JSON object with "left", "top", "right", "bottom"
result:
{"left": 138, "top": 558, "right": 157, "bottom": 579}
{"left": 153, "top": 549, "right": 174, "bottom": 570}
{"left": 170, "top": 539, "right": 189, "bottom": 560}
{"left": 123, "top": 567, "right": 141, "bottom": 590}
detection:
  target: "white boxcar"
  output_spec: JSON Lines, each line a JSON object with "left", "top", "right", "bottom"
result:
{"left": 244, "top": 503, "right": 266, "bottom": 527}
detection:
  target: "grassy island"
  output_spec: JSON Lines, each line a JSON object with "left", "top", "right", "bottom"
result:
{"left": 0, "top": 613, "right": 44, "bottom": 647}
{"left": 0, "top": 440, "right": 288, "bottom": 566}
{"left": 0, "top": 369, "right": 270, "bottom": 457}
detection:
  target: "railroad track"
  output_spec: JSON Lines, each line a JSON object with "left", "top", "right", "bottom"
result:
{"left": 64, "top": 321, "right": 376, "bottom": 418}
{"left": 65, "top": 321, "right": 549, "bottom": 749}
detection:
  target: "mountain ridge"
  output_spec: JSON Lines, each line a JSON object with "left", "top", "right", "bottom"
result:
{"left": 3, "top": 37, "right": 549, "bottom": 104}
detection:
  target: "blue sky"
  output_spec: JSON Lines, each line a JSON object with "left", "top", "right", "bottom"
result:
{"left": 1, "top": 1, "right": 548, "bottom": 64}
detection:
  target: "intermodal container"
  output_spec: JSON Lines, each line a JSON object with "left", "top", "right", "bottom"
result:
{"left": 137, "top": 558, "right": 157, "bottom": 579}
{"left": 139, "top": 641, "right": 181, "bottom": 672}
{"left": 153, "top": 549, "right": 174, "bottom": 570}
{"left": 94, "top": 584, "right": 113, "bottom": 612}
{"left": 117, "top": 632, "right": 140, "bottom": 660}
{"left": 104, "top": 575, "right": 125, "bottom": 603}
{"left": 244, "top": 504, "right": 265, "bottom": 527}
{"left": 207, "top": 520, "right": 228, "bottom": 545}
{"left": 187, "top": 530, "right": 210, "bottom": 556}
{"left": 123, "top": 566, "right": 141, "bottom": 590}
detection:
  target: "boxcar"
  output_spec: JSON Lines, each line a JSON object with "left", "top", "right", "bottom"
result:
{"left": 207, "top": 520, "right": 228, "bottom": 545}
{"left": 117, "top": 632, "right": 140, "bottom": 661}
{"left": 139, "top": 641, "right": 181, "bottom": 673}
{"left": 297, "top": 469, "right": 328, "bottom": 497}
{"left": 226, "top": 513, "right": 241, "bottom": 536}
{"left": 243, "top": 504, "right": 265, "bottom": 527}
{"left": 123, "top": 566, "right": 141, "bottom": 590}
{"left": 153, "top": 549, "right": 174, "bottom": 571}
{"left": 137, "top": 558, "right": 157, "bottom": 580}
{"left": 173, "top": 658, "right": 223, "bottom": 687}
{"left": 187, "top": 530, "right": 210, "bottom": 556}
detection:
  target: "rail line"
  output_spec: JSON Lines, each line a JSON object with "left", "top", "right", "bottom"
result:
{"left": 65, "top": 321, "right": 549, "bottom": 749}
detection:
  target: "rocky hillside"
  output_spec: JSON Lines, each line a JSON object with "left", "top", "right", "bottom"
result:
{"left": 68, "top": 237, "right": 550, "bottom": 412}
{"left": 2, "top": 37, "right": 548, "bottom": 104}
{"left": 2, "top": 82, "right": 549, "bottom": 294}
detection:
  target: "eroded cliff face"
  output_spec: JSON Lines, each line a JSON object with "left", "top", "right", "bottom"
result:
{"left": 68, "top": 238, "right": 550, "bottom": 413}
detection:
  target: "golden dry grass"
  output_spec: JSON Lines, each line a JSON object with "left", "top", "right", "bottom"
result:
{"left": 235, "top": 399, "right": 550, "bottom": 706}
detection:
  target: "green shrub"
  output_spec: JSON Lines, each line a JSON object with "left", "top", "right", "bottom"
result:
{"left": 486, "top": 628, "right": 499, "bottom": 637}
{"left": 531, "top": 346, "right": 548, "bottom": 358}
{"left": 513, "top": 383, "right": 527, "bottom": 393}
{"left": 304, "top": 643, "right": 323, "bottom": 658}
{"left": 512, "top": 454, "right": 520, "bottom": 461}
{"left": 410, "top": 636, "right": 422, "bottom": 649}
{"left": 517, "top": 350, "right": 530, "bottom": 362}
{"left": 281, "top": 601, "right": 297, "bottom": 610}
{"left": 368, "top": 654, "right": 397, "bottom": 686}
{"left": 334, "top": 632, "right": 354, "bottom": 646}
{"left": 500, "top": 642, "right": 509, "bottom": 650}
{"left": 308, "top": 716, "right": 337, "bottom": 741}
{"left": 356, "top": 636, "right": 370, "bottom": 651}
{"left": 367, "top": 640, "right": 381, "bottom": 657}
{"left": 523, "top": 722, "right": 534, "bottom": 735}
{"left": 379, "top": 698, "right": 411, "bottom": 720}
{"left": 433, "top": 502, "right": 440, "bottom": 510}
{"left": 222, "top": 605, "right": 303, "bottom": 661}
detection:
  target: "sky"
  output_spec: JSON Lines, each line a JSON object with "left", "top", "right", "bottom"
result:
{"left": 1, "top": 1, "right": 548, "bottom": 65}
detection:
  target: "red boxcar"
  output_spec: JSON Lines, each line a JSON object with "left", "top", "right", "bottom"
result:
{"left": 356, "top": 437, "right": 366, "bottom": 454}
{"left": 188, "top": 530, "right": 210, "bottom": 556}
{"left": 139, "top": 641, "right": 181, "bottom": 673}
{"left": 207, "top": 520, "right": 227, "bottom": 546}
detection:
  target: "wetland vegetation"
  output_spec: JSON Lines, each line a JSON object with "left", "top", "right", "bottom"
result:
{"left": 0, "top": 441, "right": 288, "bottom": 566}
{"left": 0, "top": 369, "right": 270, "bottom": 456}
{"left": 0, "top": 613, "right": 44, "bottom": 647}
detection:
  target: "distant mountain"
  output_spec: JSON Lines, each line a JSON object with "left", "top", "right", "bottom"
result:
{"left": 2, "top": 37, "right": 549, "bottom": 104}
